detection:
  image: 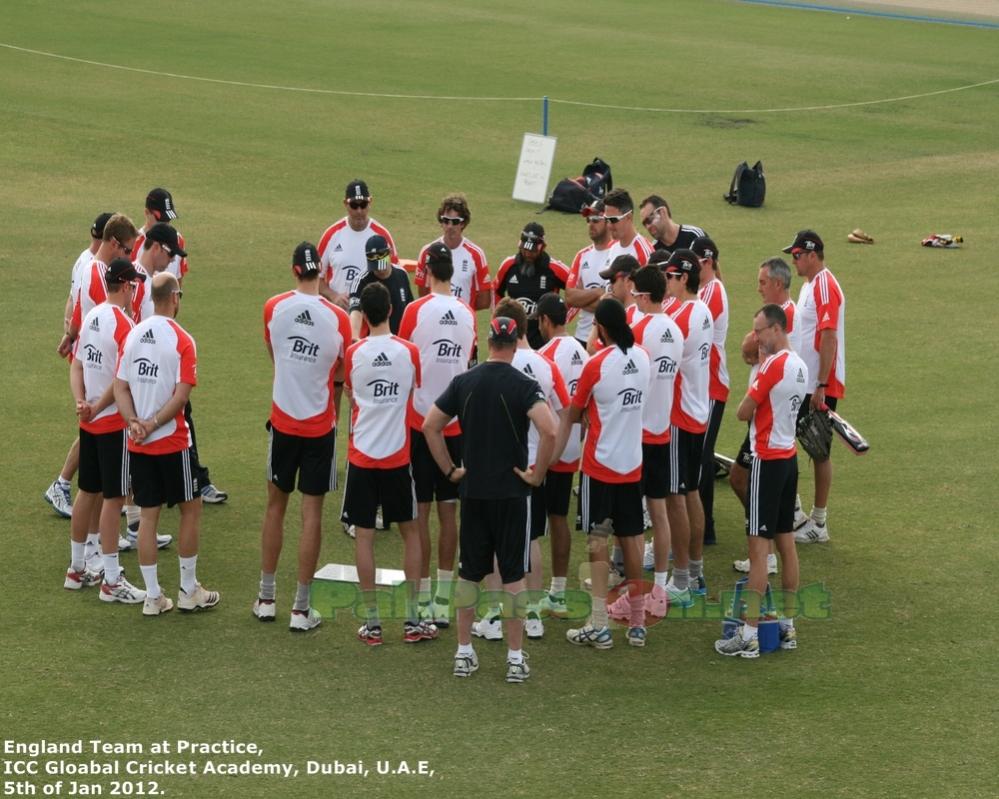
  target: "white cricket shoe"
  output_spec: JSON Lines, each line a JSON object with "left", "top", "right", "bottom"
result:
{"left": 794, "top": 520, "right": 829, "bottom": 543}
{"left": 733, "top": 554, "right": 778, "bottom": 574}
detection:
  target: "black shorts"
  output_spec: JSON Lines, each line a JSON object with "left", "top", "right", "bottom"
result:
{"left": 267, "top": 423, "right": 336, "bottom": 495}
{"left": 459, "top": 496, "right": 530, "bottom": 584}
{"left": 668, "top": 426, "right": 705, "bottom": 494}
{"left": 529, "top": 483, "right": 547, "bottom": 540}
{"left": 579, "top": 474, "right": 644, "bottom": 538}
{"left": 78, "top": 427, "right": 129, "bottom": 498}
{"left": 641, "top": 442, "right": 671, "bottom": 499}
{"left": 545, "top": 470, "right": 574, "bottom": 517}
{"left": 410, "top": 429, "right": 461, "bottom": 503}
{"left": 341, "top": 463, "right": 417, "bottom": 530}
{"left": 736, "top": 430, "right": 752, "bottom": 469}
{"left": 745, "top": 455, "right": 798, "bottom": 539}
{"left": 130, "top": 448, "right": 199, "bottom": 508}
{"left": 798, "top": 395, "right": 838, "bottom": 458}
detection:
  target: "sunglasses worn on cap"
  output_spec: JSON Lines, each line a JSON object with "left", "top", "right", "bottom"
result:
{"left": 439, "top": 216, "right": 464, "bottom": 226}
{"left": 348, "top": 200, "right": 369, "bottom": 210}
{"left": 605, "top": 210, "right": 632, "bottom": 224}
{"left": 586, "top": 216, "right": 605, "bottom": 224}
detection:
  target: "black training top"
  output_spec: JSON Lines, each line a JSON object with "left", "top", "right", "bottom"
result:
{"left": 433, "top": 361, "right": 546, "bottom": 499}
{"left": 349, "top": 267, "right": 414, "bottom": 334}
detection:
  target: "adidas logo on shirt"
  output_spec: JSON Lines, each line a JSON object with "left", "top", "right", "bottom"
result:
{"left": 334, "top": 244, "right": 343, "bottom": 252}
{"left": 140, "top": 330, "right": 156, "bottom": 344}
{"left": 508, "top": 275, "right": 519, "bottom": 285}
{"left": 702, "top": 317, "right": 711, "bottom": 330}
{"left": 623, "top": 359, "right": 638, "bottom": 376}
{"left": 295, "top": 310, "right": 314, "bottom": 327}
{"left": 522, "top": 363, "right": 535, "bottom": 376}
{"left": 660, "top": 330, "right": 674, "bottom": 343}
{"left": 372, "top": 352, "right": 392, "bottom": 367}
{"left": 89, "top": 317, "right": 100, "bottom": 332}
{"left": 797, "top": 368, "right": 805, "bottom": 383}
{"left": 440, "top": 310, "right": 458, "bottom": 326}
{"left": 571, "top": 351, "right": 584, "bottom": 365}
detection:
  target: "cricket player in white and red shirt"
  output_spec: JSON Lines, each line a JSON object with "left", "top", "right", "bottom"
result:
{"left": 612, "top": 267, "right": 683, "bottom": 621}
{"left": 663, "top": 249, "right": 714, "bottom": 606}
{"left": 602, "top": 189, "right": 655, "bottom": 269}
{"left": 114, "top": 272, "right": 219, "bottom": 617}
{"left": 414, "top": 194, "right": 492, "bottom": 310}
{"left": 565, "top": 200, "right": 613, "bottom": 347}
{"left": 252, "top": 242, "right": 352, "bottom": 632}
{"left": 786, "top": 230, "right": 846, "bottom": 543}
{"left": 65, "top": 259, "right": 146, "bottom": 605}
{"left": 129, "top": 188, "right": 188, "bottom": 285}
{"left": 536, "top": 293, "right": 589, "bottom": 617}
{"left": 716, "top": 303, "right": 807, "bottom": 659}
{"left": 131, "top": 223, "right": 187, "bottom": 324}
{"left": 398, "top": 242, "right": 476, "bottom": 627}
{"left": 342, "top": 282, "right": 440, "bottom": 646}
{"left": 692, "top": 236, "right": 730, "bottom": 546}
{"left": 559, "top": 298, "right": 650, "bottom": 651}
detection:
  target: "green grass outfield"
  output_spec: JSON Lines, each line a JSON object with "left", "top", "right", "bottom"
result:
{"left": 2, "top": 1, "right": 997, "bottom": 797}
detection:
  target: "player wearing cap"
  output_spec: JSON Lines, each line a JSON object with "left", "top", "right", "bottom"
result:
{"left": 662, "top": 249, "right": 714, "bottom": 606}
{"left": 536, "top": 293, "right": 589, "bottom": 618}
{"left": 45, "top": 212, "right": 115, "bottom": 519}
{"left": 494, "top": 222, "right": 570, "bottom": 350}
{"left": 114, "top": 273, "right": 219, "bottom": 617}
{"left": 785, "top": 230, "right": 846, "bottom": 544}
{"left": 716, "top": 304, "right": 806, "bottom": 658}
{"left": 130, "top": 188, "right": 188, "bottom": 285}
{"left": 607, "top": 267, "right": 684, "bottom": 622}
{"left": 342, "top": 283, "right": 437, "bottom": 645}
{"left": 562, "top": 298, "right": 651, "bottom": 650}
{"left": 253, "top": 243, "right": 352, "bottom": 632}
{"left": 347, "top": 234, "right": 413, "bottom": 339}
{"left": 470, "top": 300, "right": 569, "bottom": 643}
{"left": 424, "top": 316, "right": 557, "bottom": 683}
{"left": 582, "top": 254, "right": 643, "bottom": 355}
{"left": 639, "top": 194, "right": 708, "bottom": 254}
{"left": 565, "top": 200, "right": 613, "bottom": 348}
{"left": 398, "top": 245, "right": 476, "bottom": 627}
{"left": 64, "top": 259, "right": 149, "bottom": 604}
{"left": 318, "top": 179, "right": 398, "bottom": 310}
{"left": 691, "top": 236, "right": 730, "bottom": 547}
{"left": 131, "top": 224, "right": 188, "bottom": 324}
{"left": 602, "top": 189, "right": 654, "bottom": 267}
{"left": 732, "top": 257, "right": 801, "bottom": 575}
{"left": 415, "top": 194, "right": 491, "bottom": 310}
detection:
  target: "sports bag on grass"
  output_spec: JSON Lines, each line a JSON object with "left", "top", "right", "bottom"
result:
{"left": 544, "top": 158, "right": 612, "bottom": 213}
{"left": 724, "top": 160, "right": 766, "bottom": 207}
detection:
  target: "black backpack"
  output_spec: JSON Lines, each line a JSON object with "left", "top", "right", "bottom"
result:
{"left": 544, "top": 158, "right": 613, "bottom": 213}
{"left": 724, "top": 160, "right": 766, "bottom": 207}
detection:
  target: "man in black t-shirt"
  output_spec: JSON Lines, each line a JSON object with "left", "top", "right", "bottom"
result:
{"left": 348, "top": 234, "right": 414, "bottom": 338}
{"left": 493, "top": 223, "right": 571, "bottom": 349}
{"left": 423, "top": 317, "right": 557, "bottom": 684}
{"left": 639, "top": 194, "right": 708, "bottom": 254}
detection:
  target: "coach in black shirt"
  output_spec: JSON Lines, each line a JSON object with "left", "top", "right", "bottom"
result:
{"left": 348, "top": 234, "right": 414, "bottom": 337}
{"left": 423, "top": 316, "right": 557, "bottom": 683}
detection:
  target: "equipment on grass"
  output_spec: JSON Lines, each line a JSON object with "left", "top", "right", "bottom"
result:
{"left": 921, "top": 233, "right": 962, "bottom": 249}
{"left": 847, "top": 228, "right": 875, "bottom": 244}
{"left": 543, "top": 157, "right": 612, "bottom": 214}
{"left": 796, "top": 408, "right": 833, "bottom": 460}
{"left": 723, "top": 160, "right": 766, "bottom": 207}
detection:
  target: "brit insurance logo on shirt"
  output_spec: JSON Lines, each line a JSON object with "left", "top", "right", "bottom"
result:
{"left": 654, "top": 355, "right": 678, "bottom": 376}
{"left": 516, "top": 297, "right": 537, "bottom": 315}
{"left": 339, "top": 265, "right": 363, "bottom": 285}
{"left": 287, "top": 335, "right": 320, "bottom": 363}
{"left": 367, "top": 378, "right": 401, "bottom": 404}
{"left": 134, "top": 357, "right": 160, "bottom": 383}
{"left": 431, "top": 338, "right": 463, "bottom": 363}
{"left": 83, "top": 343, "right": 103, "bottom": 366}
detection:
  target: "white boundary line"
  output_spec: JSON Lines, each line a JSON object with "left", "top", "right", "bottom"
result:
{"left": 3, "top": 42, "right": 997, "bottom": 114}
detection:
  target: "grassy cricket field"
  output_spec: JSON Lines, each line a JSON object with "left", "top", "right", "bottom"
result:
{"left": 1, "top": 1, "right": 996, "bottom": 797}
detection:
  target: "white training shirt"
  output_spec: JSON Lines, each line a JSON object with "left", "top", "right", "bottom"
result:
{"left": 749, "top": 349, "right": 809, "bottom": 459}
{"left": 668, "top": 298, "right": 713, "bottom": 433}
{"left": 75, "top": 302, "right": 134, "bottom": 433}
{"left": 631, "top": 312, "right": 684, "bottom": 444}
{"left": 566, "top": 242, "right": 613, "bottom": 343}
{"left": 538, "top": 335, "right": 589, "bottom": 471}
{"left": 512, "top": 347, "right": 569, "bottom": 467}
{"left": 318, "top": 218, "right": 398, "bottom": 297}
{"left": 698, "top": 277, "right": 730, "bottom": 402}
{"left": 414, "top": 237, "right": 491, "bottom": 303}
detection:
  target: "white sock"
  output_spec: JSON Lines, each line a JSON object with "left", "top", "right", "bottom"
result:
{"left": 654, "top": 571, "right": 668, "bottom": 589}
{"left": 435, "top": 569, "right": 453, "bottom": 601}
{"left": 742, "top": 623, "right": 759, "bottom": 641}
{"left": 779, "top": 617, "right": 795, "bottom": 631}
{"left": 70, "top": 540, "right": 86, "bottom": 571}
{"left": 294, "top": 582, "right": 310, "bottom": 611}
{"left": 103, "top": 553, "right": 121, "bottom": 586}
{"left": 418, "top": 577, "right": 431, "bottom": 604}
{"left": 591, "top": 597, "right": 608, "bottom": 629}
{"left": 457, "top": 643, "right": 474, "bottom": 657}
{"left": 85, "top": 532, "right": 100, "bottom": 556}
{"left": 259, "top": 572, "right": 276, "bottom": 601}
{"left": 507, "top": 648, "right": 523, "bottom": 664}
{"left": 612, "top": 545, "right": 623, "bottom": 563}
{"left": 179, "top": 555, "right": 198, "bottom": 594}
{"left": 689, "top": 559, "right": 703, "bottom": 579}
{"left": 811, "top": 506, "right": 827, "bottom": 525}
{"left": 140, "top": 564, "right": 160, "bottom": 598}
{"left": 549, "top": 576, "right": 566, "bottom": 595}
{"left": 766, "top": 553, "right": 778, "bottom": 568}
{"left": 56, "top": 476, "right": 71, "bottom": 488}
{"left": 125, "top": 504, "right": 141, "bottom": 527}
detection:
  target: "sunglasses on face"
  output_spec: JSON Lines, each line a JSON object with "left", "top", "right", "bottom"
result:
{"left": 586, "top": 216, "right": 605, "bottom": 224}
{"left": 604, "top": 210, "right": 632, "bottom": 224}
{"left": 438, "top": 216, "right": 464, "bottom": 226}
{"left": 348, "top": 200, "right": 369, "bottom": 210}
{"left": 629, "top": 289, "right": 649, "bottom": 297}
{"left": 172, "top": 289, "right": 183, "bottom": 299}
{"left": 792, "top": 251, "right": 808, "bottom": 260}
{"left": 666, "top": 272, "right": 684, "bottom": 280}
{"left": 641, "top": 208, "right": 661, "bottom": 228}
